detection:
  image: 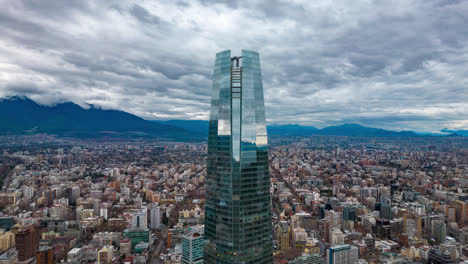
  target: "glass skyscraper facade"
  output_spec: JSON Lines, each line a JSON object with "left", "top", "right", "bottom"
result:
{"left": 204, "top": 50, "right": 273, "bottom": 264}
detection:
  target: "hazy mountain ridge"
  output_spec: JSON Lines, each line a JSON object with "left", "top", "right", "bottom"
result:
{"left": 441, "top": 129, "right": 468, "bottom": 137}
{"left": 0, "top": 96, "right": 463, "bottom": 139}
{"left": 153, "top": 121, "right": 430, "bottom": 137}
{"left": 0, "top": 96, "right": 200, "bottom": 139}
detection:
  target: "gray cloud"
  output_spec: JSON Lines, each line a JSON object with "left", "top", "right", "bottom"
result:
{"left": 0, "top": 0, "right": 467, "bottom": 132}
{"left": 129, "top": 4, "right": 161, "bottom": 25}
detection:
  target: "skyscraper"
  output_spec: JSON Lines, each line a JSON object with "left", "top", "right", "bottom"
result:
{"left": 150, "top": 203, "right": 161, "bottom": 229}
{"left": 204, "top": 50, "right": 273, "bottom": 263}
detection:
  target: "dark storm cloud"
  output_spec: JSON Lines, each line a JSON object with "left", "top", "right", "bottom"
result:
{"left": 0, "top": 0, "right": 467, "bottom": 131}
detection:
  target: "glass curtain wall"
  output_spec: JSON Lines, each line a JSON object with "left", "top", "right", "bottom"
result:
{"left": 204, "top": 50, "right": 273, "bottom": 264}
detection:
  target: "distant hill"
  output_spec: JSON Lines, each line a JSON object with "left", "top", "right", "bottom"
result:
{"left": 0, "top": 96, "right": 200, "bottom": 140}
{"left": 268, "top": 124, "right": 318, "bottom": 136}
{"left": 441, "top": 129, "right": 468, "bottom": 137}
{"left": 152, "top": 120, "right": 421, "bottom": 137}
{"left": 150, "top": 122, "right": 320, "bottom": 136}
{"left": 152, "top": 120, "right": 209, "bottom": 135}
{"left": 318, "top": 124, "right": 419, "bottom": 137}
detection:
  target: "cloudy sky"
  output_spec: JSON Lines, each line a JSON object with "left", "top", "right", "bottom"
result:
{"left": 1, "top": 0, "right": 467, "bottom": 133}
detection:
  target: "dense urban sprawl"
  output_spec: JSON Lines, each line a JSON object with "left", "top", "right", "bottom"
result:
{"left": 0, "top": 135, "right": 467, "bottom": 263}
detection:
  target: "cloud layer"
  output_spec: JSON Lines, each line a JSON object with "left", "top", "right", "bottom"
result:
{"left": 0, "top": 0, "right": 467, "bottom": 132}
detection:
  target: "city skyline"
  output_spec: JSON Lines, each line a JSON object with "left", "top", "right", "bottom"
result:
{"left": 0, "top": 0, "right": 467, "bottom": 133}
{"left": 0, "top": 0, "right": 468, "bottom": 259}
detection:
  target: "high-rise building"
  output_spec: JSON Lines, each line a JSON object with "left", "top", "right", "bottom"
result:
{"left": 182, "top": 225, "right": 204, "bottom": 264}
{"left": 278, "top": 221, "right": 291, "bottom": 252}
{"left": 15, "top": 226, "right": 39, "bottom": 262}
{"left": 452, "top": 200, "right": 468, "bottom": 227}
{"left": 36, "top": 246, "right": 54, "bottom": 264}
{"left": 342, "top": 207, "right": 355, "bottom": 222}
{"left": 380, "top": 197, "right": 392, "bottom": 220}
{"left": 204, "top": 50, "right": 273, "bottom": 263}
{"left": 432, "top": 220, "right": 447, "bottom": 244}
{"left": 327, "top": 245, "right": 358, "bottom": 264}
{"left": 289, "top": 254, "right": 325, "bottom": 264}
{"left": 405, "top": 218, "right": 417, "bottom": 238}
{"left": 150, "top": 203, "right": 161, "bottom": 229}
{"left": 132, "top": 208, "right": 147, "bottom": 230}
{"left": 330, "top": 228, "right": 345, "bottom": 246}
{"left": 325, "top": 210, "right": 341, "bottom": 229}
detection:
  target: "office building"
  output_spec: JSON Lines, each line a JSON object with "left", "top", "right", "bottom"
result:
{"left": 15, "top": 226, "right": 39, "bottom": 262}
{"left": 432, "top": 220, "right": 447, "bottom": 244}
{"left": 204, "top": 50, "right": 273, "bottom": 263}
{"left": 380, "top": 197, "right": 392, "bottom": 220}
{"left": 132, "top": 208, "right": 147, "bottom": 230}
{"left": 150, "top": 203, "right": 161, "bottom": 229}
{"left": 330, "top": 228, "right": 345, "bottom": 246}
{"left": 290, "top": 254, "right": 325, "bottom": 264}
{"left": 182, "top": 225, "right": 204, "bottom": 264}
{"left": 36, "top": 246, "right": 54, "bottom": 264}
{"left": 327, "top": 245, "right": 358, "bottom": 264}
{"left": 342, "top": 207, "right": 355, "bottom": 222}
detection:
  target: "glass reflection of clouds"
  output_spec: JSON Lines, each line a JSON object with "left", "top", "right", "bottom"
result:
{"left": 204, "top": 50, "right": 273, "bottom": 264}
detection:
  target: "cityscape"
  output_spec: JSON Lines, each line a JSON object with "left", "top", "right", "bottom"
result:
{"left": 0, "top": 130, "right": 467, "bottom": 263}
{"left": 1, "top": 1, "right": 468, "bottom": 264}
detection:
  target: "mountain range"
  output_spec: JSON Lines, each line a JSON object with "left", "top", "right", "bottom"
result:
{"left": 0, "top": 96, "right": 464, "bottom": 140}
{"left": 441, "top": 129, "right": 468, "bottom": 137}
{"left": 154, "top": 120, "right": 422, "bottom": 137}
{"left": 0, "top": 96, "right": 199, "bottom": 140}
